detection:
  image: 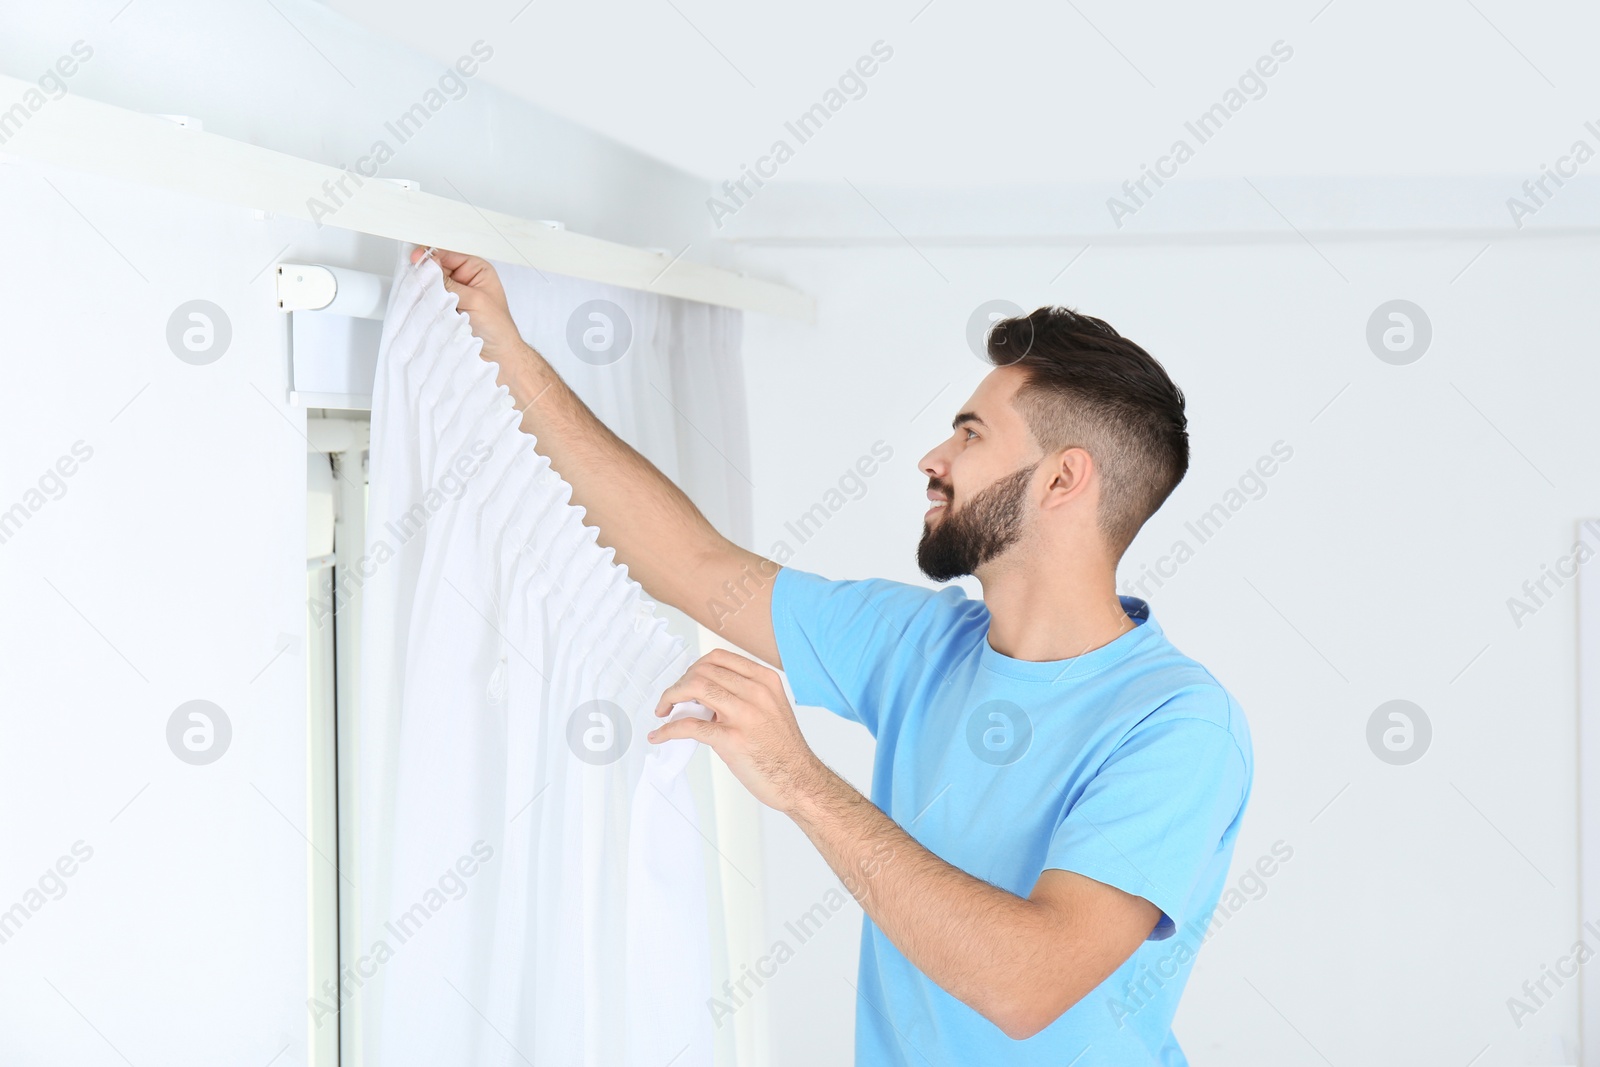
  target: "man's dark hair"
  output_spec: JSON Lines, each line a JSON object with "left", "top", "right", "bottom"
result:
{"left": 986, "top": 306, "right": 1188, "bottom": 558}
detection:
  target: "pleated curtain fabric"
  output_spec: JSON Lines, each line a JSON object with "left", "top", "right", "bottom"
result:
{"left": 357, "top": 246, "right": 718, "bottom": 1066}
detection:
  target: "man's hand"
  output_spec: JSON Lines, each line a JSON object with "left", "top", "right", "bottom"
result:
{"left": 408, "top": 246, "right": 536, "bottom": 399}
{"left": 648, "top": 648, "right": 825, "bottom": 812}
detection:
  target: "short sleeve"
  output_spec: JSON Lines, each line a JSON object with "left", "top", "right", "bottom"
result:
{"left": 769, "top": 566, "right": 970, "bottom": 736}
{"left": 1044, "top": 713, "right": 1249, "bottom": 939}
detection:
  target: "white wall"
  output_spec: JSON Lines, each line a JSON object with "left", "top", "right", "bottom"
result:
{"left": 0, "top": 158, "right": 314, "bottom": 1067}
{"left": 733, "top": 231, "right": 1597, "bottom": 1067}
{"left": 321, "top": 0, "right": 1600, "bottom": 187}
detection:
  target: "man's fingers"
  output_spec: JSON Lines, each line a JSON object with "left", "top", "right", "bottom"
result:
{"left": 410, "top": 246, "right": 496, "bottom": 286}
{"left": 651, "top": 646, "right": 788, "bottom": 720}
{"left": 654, "top": 676, "right": 748, "bottom": 722}
{"left": 652, "top": 681, "right": 695, "bottom": 716}
{"left": 698, "top": 647, "right": 785, "bottom": 697}
{"left": 441, "top": 251, "right": 496, "bottom": 285}
{"left": 648, "top": 715, "right": 718, "bottom": 746}
{"left": 654, "top": 662, "right": 755, "bottom": 719}
{"left": 698, "top": 647, "right": 762, "bottom": 679}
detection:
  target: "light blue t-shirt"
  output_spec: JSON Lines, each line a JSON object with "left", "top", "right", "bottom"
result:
{"left": 769, "top": 566, "right": 1253, "bottom": 1066}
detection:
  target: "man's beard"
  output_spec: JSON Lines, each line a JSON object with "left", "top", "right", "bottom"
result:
{"left": 917, "top": 463, "right": 1038, "bottom": 582}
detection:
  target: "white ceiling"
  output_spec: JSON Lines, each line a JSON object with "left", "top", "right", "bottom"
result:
{"left": 326, "top": 0, "right": 1598, "bottom": 186}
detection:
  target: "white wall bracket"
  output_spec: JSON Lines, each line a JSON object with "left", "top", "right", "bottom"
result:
{"left": 276, "top": 264, "right": 391, "bottom": 320}
{"left": 280, "top": 265, "right": 390, "bottom": 410}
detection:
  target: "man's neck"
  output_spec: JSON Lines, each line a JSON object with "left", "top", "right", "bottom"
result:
{"left": 978, "top": 557, "right": 1133, "bottom": 664}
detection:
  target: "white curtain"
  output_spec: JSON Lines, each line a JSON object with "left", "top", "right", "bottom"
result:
{"left": 356, "top": 245, "right": 747, "bottom": 1066}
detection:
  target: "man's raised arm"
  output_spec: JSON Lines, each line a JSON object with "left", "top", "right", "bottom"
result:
{"left": 413, "top": 246, "right": 781, "bottom": 666}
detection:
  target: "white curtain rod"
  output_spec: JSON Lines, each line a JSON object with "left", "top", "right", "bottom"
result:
{"left": 0, "top": 74, "right": 813, "bottom": 321}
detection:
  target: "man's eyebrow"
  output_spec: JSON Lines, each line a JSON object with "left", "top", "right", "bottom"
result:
{"left": 952, "top": 411, "right": 985, "bottom": 430}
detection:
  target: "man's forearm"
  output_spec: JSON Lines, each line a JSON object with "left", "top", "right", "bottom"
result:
{"left": 784, "top": 764, "right": 1066, "bottom": 1037}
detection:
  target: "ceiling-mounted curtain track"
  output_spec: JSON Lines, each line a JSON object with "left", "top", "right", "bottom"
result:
{"left": 0, "top": 73, "right": 813, "bottom": 321}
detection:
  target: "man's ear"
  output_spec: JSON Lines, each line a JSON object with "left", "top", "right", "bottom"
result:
{"left": 1040, "top": 447, "right": 1094, "bottom": 511}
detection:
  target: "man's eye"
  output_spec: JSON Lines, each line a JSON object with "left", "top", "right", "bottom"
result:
{"left": 964, "top": 428, "right": 978, "bottom": 441}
